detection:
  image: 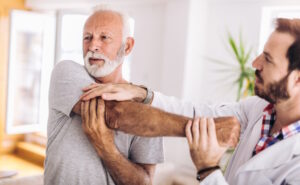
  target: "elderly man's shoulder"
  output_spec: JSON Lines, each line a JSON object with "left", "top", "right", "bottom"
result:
{"left": 51, "top": 60, "right": 88, "bottom": 78}
{"left": 54, "top": 60, "right": 84, "bottom": 71}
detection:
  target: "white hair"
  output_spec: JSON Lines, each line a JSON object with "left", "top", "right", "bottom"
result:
{"left": 92, "top": 5, "right": 134, "bottom": 42}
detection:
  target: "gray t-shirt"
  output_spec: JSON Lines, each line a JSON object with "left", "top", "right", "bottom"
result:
{"left": 44, "top": 60, "right": 164, "bottom": 185}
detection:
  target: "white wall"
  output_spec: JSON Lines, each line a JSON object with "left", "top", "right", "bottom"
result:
{"left": 121, "top": 3, "right": 166, "bottom": 91}
{"left": 182, "top": 0, "right": 209, "bottom": 103}
{"left": 160, "top": 0, "right": 189, "bottom": 98}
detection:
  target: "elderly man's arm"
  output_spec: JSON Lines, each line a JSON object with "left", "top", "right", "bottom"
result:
{"left": 81, "top": 98, "right": 155, "bottom": 185}
{"left": 72, "top": 101, "right": 82, "bottom": 115}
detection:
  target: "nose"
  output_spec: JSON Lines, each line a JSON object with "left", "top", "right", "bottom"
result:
{"left": 252, "top": 54, "right": 263, "bottom": 70}
{"left": 89, "top": 38, "right": 102, "bottom": 53}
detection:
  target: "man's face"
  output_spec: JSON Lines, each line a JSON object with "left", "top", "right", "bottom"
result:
{"left": 252, "top": 31, "right": 295, "bottom": 104}
{"left": 83, "top": 11, "right": 125, "bottom": 77}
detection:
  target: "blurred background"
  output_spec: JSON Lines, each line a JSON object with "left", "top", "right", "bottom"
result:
{"left": 0, "top": 0, "right": 300, "bottom": 184}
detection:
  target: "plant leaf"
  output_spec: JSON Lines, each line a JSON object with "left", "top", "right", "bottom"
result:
{"left": 244, "top": 47, "right": 253, "bottom": 64}
{"left": 228, "top": 34, "right": 241, "bottom": 63}
{"left": 239, "top": 31, "right": 245, "bottom": 65}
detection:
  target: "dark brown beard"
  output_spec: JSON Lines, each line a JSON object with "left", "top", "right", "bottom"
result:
{"left": 255, "top": 72, "right": 290, "bottom": 104}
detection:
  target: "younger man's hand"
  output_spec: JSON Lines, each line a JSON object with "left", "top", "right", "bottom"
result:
{"left": 186, "top": 117, "right": 228, "bottom": 171}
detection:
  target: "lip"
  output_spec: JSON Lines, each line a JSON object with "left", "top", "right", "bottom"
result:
{"left": 255, "top": 77, "right": 262, "bottom": 85}
{"left": 89, "top": 58, "right": 104, "bottom": 66}
{"left": 255, "top": 78, "right": 259, "bottom": 84}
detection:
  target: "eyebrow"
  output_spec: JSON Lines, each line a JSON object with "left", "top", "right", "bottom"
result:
{"left": 83, "top": 31, "right": 113, "bottom": 37}
{"left": 263, "top": 51, "right": 273, "bottom": 60}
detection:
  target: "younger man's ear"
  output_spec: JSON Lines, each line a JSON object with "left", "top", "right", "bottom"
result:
{"left": 293, "top": 70, "right": 300, "bottom": 86}
{"left": 124, "top": 37, "right": 135, "bottom": 56}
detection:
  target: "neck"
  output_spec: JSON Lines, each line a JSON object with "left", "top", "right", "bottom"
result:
{"left": 271, "top": 96, "right": 300, "bottom": 134}
{"left": 95, "top": 64, "right": 128, "bottom": 84}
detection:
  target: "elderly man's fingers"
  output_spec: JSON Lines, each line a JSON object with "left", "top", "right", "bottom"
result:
{"left": 80, "top": 88, "right": 98, "bottom": 100}
{"left": 200, "top": 117, "right": 208, "bottom": 145}
{"left": 81, "top": 85, "right": 115, "bottom": 101}
{"left": 192, "top": 117, "right": 200, "bottom": 145}
{"left": 97, "top": 98, "right": 106, "bottom": 122}
{"left": 90, "top": 98, "right": 97, "bottom": 122}
{"left": 185, "top": 120, "right": 193, "bottom": 147}
{"left": 207, "top": 118, "right": 217, "bottom": 143}
{"left": 82, "top": 100, "right": 90, "bottom": 129}
{"left": 82, "top": 83, "right": 99, "bottom": 92}
{"left": 81, "top": 101, "right": 85, "bottom": 123}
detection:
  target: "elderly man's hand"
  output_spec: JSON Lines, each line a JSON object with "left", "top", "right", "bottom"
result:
{"left": 186, "top": 117, "right": 228, "bottom": 171}
{"left": 81, "top": 98, "right": 116, "bottom": 158}
{"left": 80, "top": 83, "right": 146, "bottom": 102}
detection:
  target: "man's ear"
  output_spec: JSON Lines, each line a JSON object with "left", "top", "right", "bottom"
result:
{"left": 297, "top": 70, "right": 300, "bottom": 82}
{"left": 293, "top": 70, "right": 300, "bottom": 87}
{"left": 124, "top": 37, "right": 135, "bottom": 56}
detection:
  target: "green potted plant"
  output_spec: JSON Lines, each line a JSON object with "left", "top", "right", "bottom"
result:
{"left": 228, "top": 32, "right": 255, "bottom": 101}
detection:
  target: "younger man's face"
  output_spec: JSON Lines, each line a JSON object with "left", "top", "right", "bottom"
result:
{"left": 252, "top": 31, "right": 295, "bottom": 103}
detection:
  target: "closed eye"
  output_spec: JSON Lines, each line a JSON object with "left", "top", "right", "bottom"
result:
{"left": 263, "top": 52, "right": 273, "bottom": 64}
{"left": 264, "top": 55, "right": 272, "bottom": 64}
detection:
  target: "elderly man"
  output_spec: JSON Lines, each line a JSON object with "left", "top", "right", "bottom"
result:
{"left": 44, "top": 8, "right": 164, "bottom": 185}
{"left": 80, "top": 18, "right": 300, "bottom": 185}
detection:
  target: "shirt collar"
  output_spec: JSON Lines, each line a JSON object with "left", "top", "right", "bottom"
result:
{"left": 263, "top": 104, "right": 300, "bottom": 139}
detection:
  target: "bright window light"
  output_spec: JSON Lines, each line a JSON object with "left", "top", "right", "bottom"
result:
{"left": 59, "top": 14, "right": 88, "bottom": 65}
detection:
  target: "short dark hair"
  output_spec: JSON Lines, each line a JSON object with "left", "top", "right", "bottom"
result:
{"left": 275, "top": 18, "right": 300, "bottom": 72}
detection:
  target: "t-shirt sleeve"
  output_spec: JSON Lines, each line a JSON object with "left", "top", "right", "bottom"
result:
{"left": 128, "top": 136, "right": 164, "bottom": 164}
{"left": 49, "top": 60, "right": 95, "bottom": 117}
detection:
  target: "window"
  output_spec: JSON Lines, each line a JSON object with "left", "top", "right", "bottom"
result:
{"left": 6, "top": 10, "right": 55, "bottom": 134}
{"left": 56, "top": 12, "right": 88, "bottom": 65}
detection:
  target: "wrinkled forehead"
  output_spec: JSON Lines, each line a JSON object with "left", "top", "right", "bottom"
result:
{"left": 83, "top": 11, "right": 123, "bottom": 35}
{"left": 264, "top": 31, "right": 295, "bottom": 61}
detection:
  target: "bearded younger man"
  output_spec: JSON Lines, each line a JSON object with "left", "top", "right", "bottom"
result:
{"left": 44, "top": 8, "right": 164, "bottom": 185}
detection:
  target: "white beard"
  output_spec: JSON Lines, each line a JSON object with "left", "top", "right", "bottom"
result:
{"left": 84, "top": 46, "right": 125, "bottom": 78}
